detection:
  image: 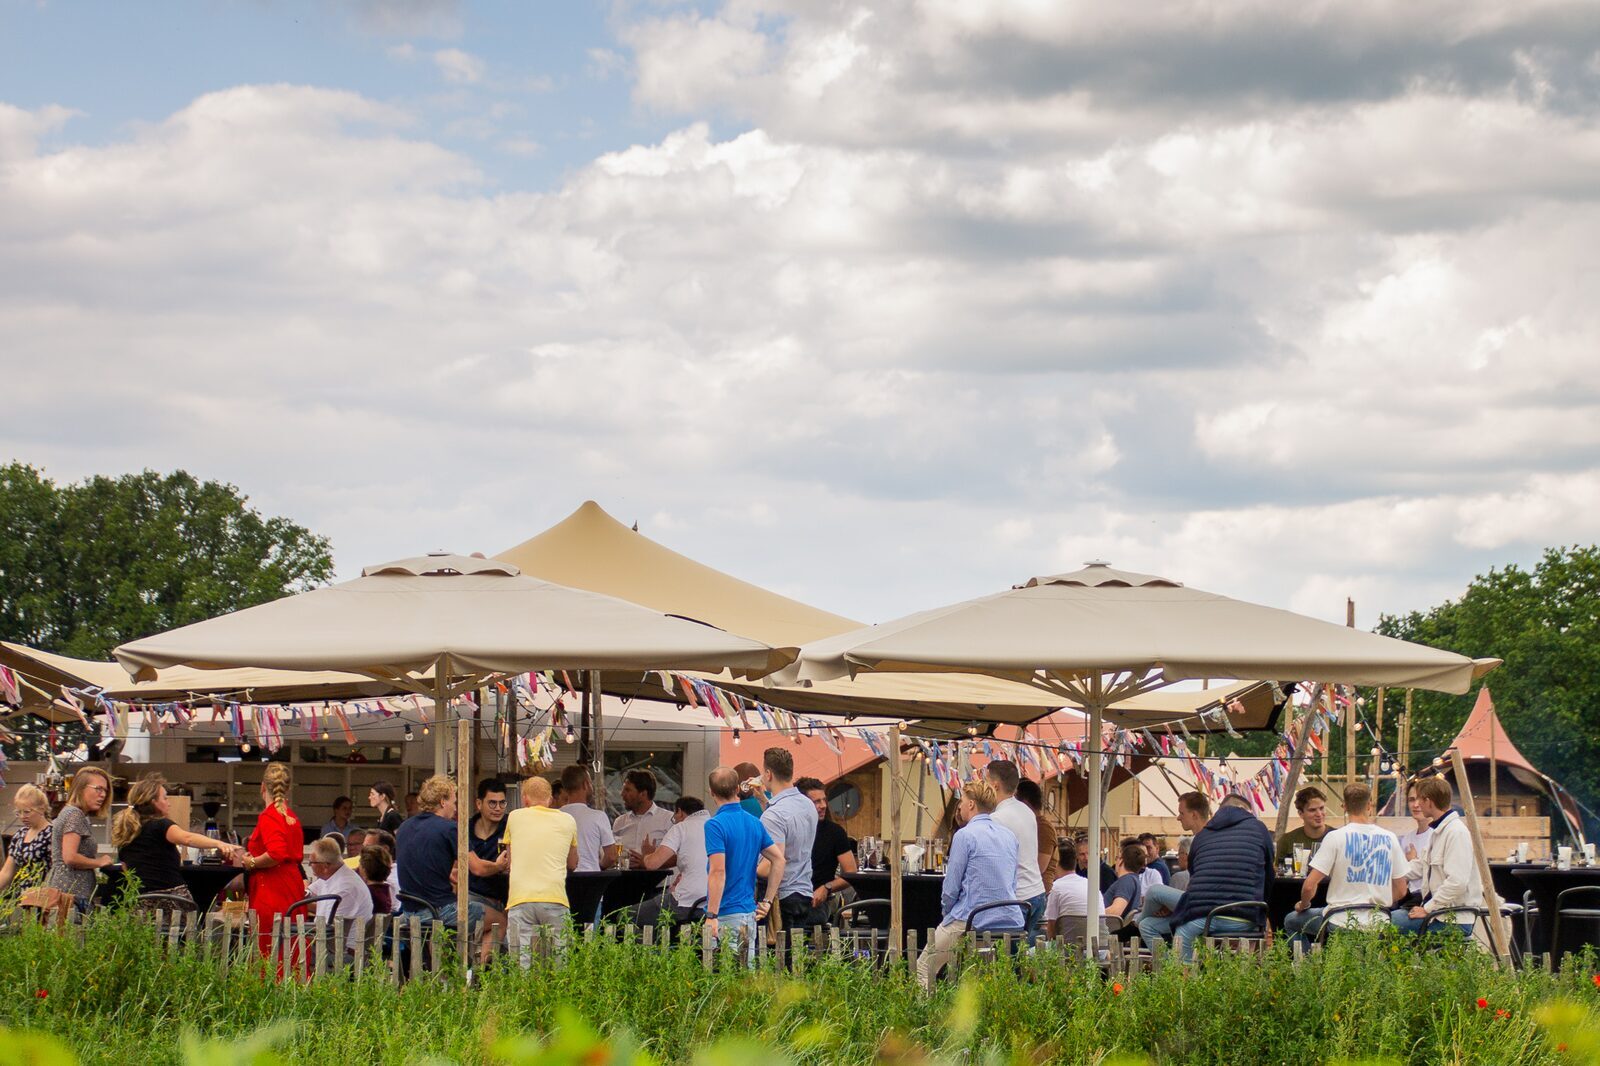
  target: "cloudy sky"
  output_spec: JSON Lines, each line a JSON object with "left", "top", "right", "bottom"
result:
{"left": 4, "top": 0, "right": 1599, "bottom": 630}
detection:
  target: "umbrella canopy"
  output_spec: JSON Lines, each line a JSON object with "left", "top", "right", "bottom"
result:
{"left": 782, "top": 560, "right": 1500, "bottom": 946}
{"left": 788, "top": 563, "right": 1499, "bottom": 695}
{"left": 499, "top": 502, "right": 1279, "bottom": 732}
{"left": 115, "top": 553, "right": 796, "bottom": 694}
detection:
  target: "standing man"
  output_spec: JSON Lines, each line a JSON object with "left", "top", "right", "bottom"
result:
{"left": 1015, "top": 778, "right": 1061, "bottom": 892}
{"left": 467, "top": 778, "right": 511, "bottom": 957}
{"left": 504, "top": 775, "right": 578, "bottom": 969}
{"left": 637, "top": 796, "right": 711, "bottom": 928}
{"left": 798, "top": 777, "right": 857, "bottom": 921}
{"left": 614, "top": 769, "right": 675, "bottom": 864}
{"left": 758, "top": 748, "right": 817, "bottom": 932}
{"left": 559, "top": 765, "right": 619, "bottom": 871}
{"left": 704, "top": 766, "right": 784, "bottom": 963}
{"left": 986, "top": 760, "right": 1046, "bottom": 941}
{"left": 368, "top": 782, "right": 404, "bottom": 835}
{"left": 1287, "top": 783, "right": 1408, "bottom": 943}
{"left": 1393, "top": 775, "right": 1484, "bottom": 937}
{"left": 1276, "top": 786, "right": 1332, "bottom": 865}
{"left": 917, "top": 779, "right": 1019, "bottom": 991}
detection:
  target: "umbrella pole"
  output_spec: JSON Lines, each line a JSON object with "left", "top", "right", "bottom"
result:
{"left": 888, "top": 723, "right": 903, "bottom": 960}
{"left": 456, "top": 709, "right": 472, "bottom": 977}
{"left": 589, "top": 670, "right": 605, "bottom": 811}
{"left": 1085, "top": 681, "right": 1103, "bottom": 952}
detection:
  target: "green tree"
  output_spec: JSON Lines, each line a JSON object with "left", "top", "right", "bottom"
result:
{"left": 0, "top": 464, "right": 334, "bottom": 758}
{"left": 1377, "top": 545, "right": 1600, "bottom": 834}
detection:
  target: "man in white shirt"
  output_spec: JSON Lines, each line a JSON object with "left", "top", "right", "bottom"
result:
{"left": 305, "top": 835, "right": 374, "bottom": 949}
{"left": 1286, "top": 783, "right": 1407, "bottom": 943}
{"left": 1044, "top": 868, "right": 1107, "bottom": 941}
{"left": 559, "top": 765, "right": 619, "bottom": 872}
{"left": 614, "top": 769, "right": 676, "bottom": 863}
{"left": 986, "top": 760, "right": 1046, "bottom": 941}
{"left": 636, "top": 796, "right": 711, "bottom": 928}
{"left": 1393, "top": 775, "right": 1484, "bottom": 937}
{"left": 1396, "top": 780, "right": 1433, "bottom": 900}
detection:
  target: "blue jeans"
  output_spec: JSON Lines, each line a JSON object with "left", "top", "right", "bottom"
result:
{"left": 410, "top": 899, "right": 485, "bottom": 931}
{"left": 1283, "top": 906, "right": 1325, "bottom": 944}
{"left": 1139, "top": 911, "right": 1254, "bottom": 961}
{"left": 714, "top": 910, "right": 759, "bottom": 965}
{"left": 1391, "top": 909, "right": 1472, "bottom": 938}
{"left": 1023, "top": 893, "right": 1046, "bottom": 944}
{"left": 1143, "top": 883, "right": 1184, "bottom": 918}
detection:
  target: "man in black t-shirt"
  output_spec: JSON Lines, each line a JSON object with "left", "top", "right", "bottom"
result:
{"left": 798, "top": 777, "right": 856, "bottom": 922}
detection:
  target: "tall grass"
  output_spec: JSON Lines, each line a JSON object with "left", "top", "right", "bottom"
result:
{"left": 3, "top": 913, "right": 1599, "bottom": 1065}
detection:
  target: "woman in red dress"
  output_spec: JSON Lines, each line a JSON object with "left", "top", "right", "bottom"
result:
{"left": 242, "top": 763, "right": 305, "bottom": 960}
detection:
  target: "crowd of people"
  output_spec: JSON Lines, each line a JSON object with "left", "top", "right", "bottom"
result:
{"left": 2, "top": 751, "right": 1491, "bottom": 987}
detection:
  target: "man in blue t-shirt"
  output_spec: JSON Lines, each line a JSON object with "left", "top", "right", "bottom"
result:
{"left": 395, "top": 775, "right": 495, "bottom": 935}
{"left": 703, "top": 766, "right": 784, "bottom": 962}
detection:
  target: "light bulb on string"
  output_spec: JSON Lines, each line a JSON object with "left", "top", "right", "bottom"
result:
{"left": 321, "top": 729, "right": 330, "bottom": 741}
{"left": 218, "top": 732, "right": 227, "bottom": 744}
{"left": 966, "top": 721, "right": 979, "bottom": 737}
{"left": 423, "top": 724, "right": 430, "bottom": 737}
{"left": 240, "top": 742, "right": 252, "bottom": 754}
{"left": 732, "top": 729, "right": 741, "bottom": 747}
{"left": 403, "top": 724, "right": 414, "bottom": 742}
{"left": 562, "top": 725, "right": 574, "bottom": 744}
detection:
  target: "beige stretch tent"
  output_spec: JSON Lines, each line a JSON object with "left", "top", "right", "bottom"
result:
{"left": 786, "top": 562, "right": 1500, "bottom": 946}
{"left": 114, "top": 552, "right": 794, "bottom": 970}
{"left": 496, "top": 502, "right": 1283, "bottom": 735}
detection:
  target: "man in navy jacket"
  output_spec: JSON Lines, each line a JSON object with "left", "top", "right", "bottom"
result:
{"left": 1138, "top": 794, "right": 1274, "bottom": 960}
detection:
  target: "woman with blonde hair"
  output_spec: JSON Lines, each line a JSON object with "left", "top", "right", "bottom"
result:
{"left": 0, "top": 784, "right": 53, "bottom": 915}
{"left": 46, "top": 766, "right": 114, "bottom": 910}
{"left": 240, "top": 763, "right": 305, "bottom": 952}
{"left": 112, "top": 774, "right": 241, "bottom": 903}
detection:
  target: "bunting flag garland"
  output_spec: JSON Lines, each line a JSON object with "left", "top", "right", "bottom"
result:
{"left": 0, "top": 665, "right": 21, "bottom": 706}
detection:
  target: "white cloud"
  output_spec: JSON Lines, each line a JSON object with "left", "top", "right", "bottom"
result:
{"left": 5, "top": 0, "right": 1600, "bottom": 632}
{"left": 433, "top": 47, "right": 485, "bottom": 85}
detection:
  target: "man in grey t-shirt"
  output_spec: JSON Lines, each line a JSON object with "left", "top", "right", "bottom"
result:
{"left": 986, "top": 760, "right": 1046, "bottom": 941}
{"left": 759, "top": 747, "right": 818, "bottom": 931}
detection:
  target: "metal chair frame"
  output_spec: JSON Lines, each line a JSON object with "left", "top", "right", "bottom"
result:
{"left": 1202, "top": 901, "right": 1269, "bottom": 940}
{"left": 1550, "top": 886, "right": 1600, "bottom": 969}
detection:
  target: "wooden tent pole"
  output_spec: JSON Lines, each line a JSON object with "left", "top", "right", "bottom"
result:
{"left": 888, "top": 724, "right": 904, "bottom": 960}
{"left": 1450, "top": 749, "right": 1512, "bottom": 968}
{"left": 1275, "top": 684, "right": 1325, "bottom": 840}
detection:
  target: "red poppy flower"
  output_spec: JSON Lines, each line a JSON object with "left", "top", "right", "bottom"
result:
{"left": 1592, "top": 974, "right": 1600, "bottom": 988}
{"left": 1495, "top": 1009, "right": 1509, "bottom": 1020}
{"left": 1112, "top": 982, "right": 1124, "bottom": 995}
{"left": 35, "top": 989, "right": 47, "bottom": 999}
{"left": 1476, "top": 998, "right": 1488, "bottom": 1009}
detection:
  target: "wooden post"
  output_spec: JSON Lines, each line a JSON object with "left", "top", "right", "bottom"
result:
{"left": 1275, "top": 684, "right": 1325, "bottom": 839}
{"left": 888, "top": 723, "right": 904, "bottom": 961}
{"left": 588, "top": 670, "right": 605, "bottom": 810}
{"left": 1346, "top": 601, "right": 1358, "bottom": 786}
{"left": 1489, "top": 701, "right": 1499, "bottom": 818}
{"left": 1450, "top": 749, "right": 1513, "bottom": 968}
{"left": 456, "top": 714, "right": 472, "bottom": 976}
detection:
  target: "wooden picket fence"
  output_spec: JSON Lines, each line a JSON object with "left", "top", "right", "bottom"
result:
{"left": 46, "top": 908, "right": 1286, "bottom": 984}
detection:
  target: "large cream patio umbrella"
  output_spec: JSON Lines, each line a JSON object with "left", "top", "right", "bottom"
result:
{"left": 115, "top": 552, "right": 795, "bottom": 970}
{"left": 782, "top": 562, "right": 1500, "bottom": 947}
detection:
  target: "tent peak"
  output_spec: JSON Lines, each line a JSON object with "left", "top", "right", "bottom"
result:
{"left": 361, "top": 553, "right": 521, "bottom": 578}
{"left": 1024, "top": 563, "right": 1182, "bottom": 589}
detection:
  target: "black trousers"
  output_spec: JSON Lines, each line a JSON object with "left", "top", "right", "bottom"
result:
{"left": 780, "top": 892, "right": 820, "bottom": 931}
{"left": 634, "top": 889, "right": 704, "bottom": 930}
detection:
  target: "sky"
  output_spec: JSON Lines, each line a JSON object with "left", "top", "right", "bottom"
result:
{"left": 3, "top": 0, "right": 1600, "bottom": 632}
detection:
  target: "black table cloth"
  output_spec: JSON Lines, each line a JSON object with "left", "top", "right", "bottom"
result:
{"left": 1513, "top": 866, "right": 1600, "bottom": 957}
{"left": 99, "top": 862, "right": 243, "bottom": 915}
{"left": 841, "top": 871, "right": 948, "bottom": 933}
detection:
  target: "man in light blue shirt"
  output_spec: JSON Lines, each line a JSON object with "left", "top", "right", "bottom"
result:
{"left": 759, "top": 747, "right": 819, "bottom": 931}
{"left": 917, "top": 779, "right": 1019, "bottom": 990}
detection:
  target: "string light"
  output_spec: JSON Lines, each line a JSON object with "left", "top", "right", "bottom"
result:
{"left": 732, "top": 729, "right": 741, "bottom": 746}
{"left": 966, "top": 721, "right": 980, "bottom": 737}
{"left": 240, "top": 742, "right": 252, "bottom": 754}
{"left": 403, "top": 724, "right": 414, "bottom": 741}
{"left": 423, "top": 724, "right": 430, "bottom": 737}
{"left": 321, "top": 729, "right": 331, "bottom": 741}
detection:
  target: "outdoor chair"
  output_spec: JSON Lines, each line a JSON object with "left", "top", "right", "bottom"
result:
{"left": 835, "top": 898, "right": 892, "bottom": 959}
{"left": 1522, "top": 891, "right": 1540, "bottom": 961}
{"left": 136, "top": 891, "right": 197, "bottom": 916}
{"left": 1550, "top": 887, "right": 1600, "bottom": 971}
{"left": 966, "top": 899, "right": 1029, "bottom": 960}
{"left": 1201, "top": 901, "right": 1269, "bottom": 953}
{"left": 1311, "top": 903, "right": 1390, "bottom": 945}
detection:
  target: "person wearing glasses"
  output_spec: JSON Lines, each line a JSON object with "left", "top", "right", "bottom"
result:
{"left": 47, "top": 767, "right": 115, "bottom": 911}
{"left": 466, "top": 778, "right": 511, "bottom": 961}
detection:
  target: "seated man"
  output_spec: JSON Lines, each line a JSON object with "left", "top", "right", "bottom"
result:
{"left": 1044, "top": 863, "right": 1107, "bottom": 942}
{"left": 305, "top": 835, "right": 373, "bottom": 952}
{"left": 1138, "top": 793, "right": 1273, "bottom": 961}
{"left": 1139, "top": 791, "right": 1211, "bottom": 921}
{"left": 395, "top": 775, "right": 498, "bottom": 937}
{"left": 1276, "top": 786, "right": 1331, "bottom": 866}
{"left": 1170, "top": 837, "right": 1192, "bottom": 891}
{"left": 1138, "top": 833, "right": 1171, "bottom": 885}
{"left": 637, "top": 796, "right": 711, "bottom": 928}
{"left": 917, "top": 779, "right": 1019, "bottom": 991}
{"left": 1286, "top": 783, "right": 1407, "bottom": 944}
{"left": 1103, "top": 842, "right": 1147, "bottom": 937}
{"left": 1392, "top": 775, "right": 1483, "bottom": 937}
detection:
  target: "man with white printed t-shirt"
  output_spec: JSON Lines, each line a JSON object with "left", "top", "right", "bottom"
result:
{"left": 1285, "top": 782, "right": 1408, "bottom": 943}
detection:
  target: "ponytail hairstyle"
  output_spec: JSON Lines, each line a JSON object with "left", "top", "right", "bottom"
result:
{"left": 112, "top": 773, "right": 167, "bottom": 848}
{"left": 262, "top": 763, "right": 296, "bottom": 823}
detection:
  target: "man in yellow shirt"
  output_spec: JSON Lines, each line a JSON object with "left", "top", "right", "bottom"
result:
{"left": 504, "top": 775, "right": 579, "bottom": 968}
